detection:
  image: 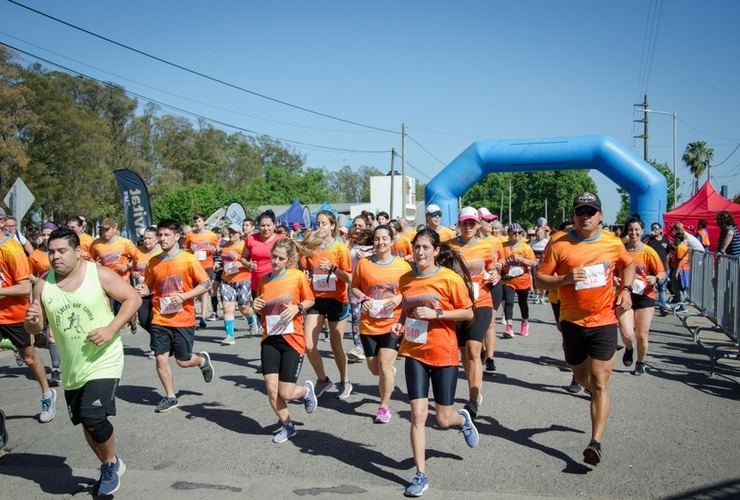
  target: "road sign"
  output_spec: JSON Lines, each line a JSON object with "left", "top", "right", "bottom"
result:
{"left": 3, "top": 177, "right": 35, "bottom": 221}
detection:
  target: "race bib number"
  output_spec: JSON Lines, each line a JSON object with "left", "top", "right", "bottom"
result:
{"left": 508, "top": 266, "right": 524, "bottom": 277}
{"left": 313, "top": 274, "right": 337, "bottom": 292}
{"left": 370, "top": 299, "right": 394, "bottom": 318}
{"left": 194, "top": 250, "right": 207, "bottom": 261}
{"left": 632, "top": 279, "right": 646, "bottom": 296}
{"left": 266, "top": 315, "right": 294, "bottom": 336}
{"left": 159, "top": 296, "right": 183, "bottom": 314}
{"left": 224, "top": 262, "right": 239, "bottom": 275}
{"left": 404, "top": 318, "right": 428, "bottom": 344}
{"left": 575, "top": 264, "right": 607, "bottom": 290}
{"left": 473, "top": 282, "right": 480, "bottom": 300}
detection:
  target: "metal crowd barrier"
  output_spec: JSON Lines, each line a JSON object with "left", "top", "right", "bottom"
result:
{"left": 682, "top": 250, "right": 740, "bottom": 375}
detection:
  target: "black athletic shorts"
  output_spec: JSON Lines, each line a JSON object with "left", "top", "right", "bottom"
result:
{"left": 0, "top": 323, "right": 32, "bottom": 349}
{"left": 631, "top": 293, "right": 655, "bottom": 310}
{"left": 306, "top": 298, "right": 350, "bottom": 322}
{"left": 65, "top": 378, "right": 119, "bottom": 425}
{"left": 560, "top": 320, "right": 618, "bottom": 366}
{"left": 260, "top": 335, "right": 304, "bottom": 383}
{"left": 456, "top": 307, "right": 492, "bottom": 346}
{"left": 405, "top": 357, "right": 457, "bottom": 406}
{"left": 360, "top": 332, "right": 400, "bottom": 357}
{"left": 149, "top": 324, "right": 195, "bottom": 361}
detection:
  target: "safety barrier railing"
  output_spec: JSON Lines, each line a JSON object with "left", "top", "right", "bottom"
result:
{"left": 682, "top": 250, "right": 740, "bottom": 375}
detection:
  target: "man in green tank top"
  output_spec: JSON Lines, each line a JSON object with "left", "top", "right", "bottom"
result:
{"left": 24, "top": 228, "right": 141, "bottom": 496}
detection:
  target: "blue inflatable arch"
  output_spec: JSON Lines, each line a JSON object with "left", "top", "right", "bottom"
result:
{"left": 425, "top": 134, "right": 666, "bottom": 227}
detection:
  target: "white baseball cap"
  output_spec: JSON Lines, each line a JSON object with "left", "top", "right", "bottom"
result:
{"left": 459, "top": 206, "right": 479, "bottom": 222}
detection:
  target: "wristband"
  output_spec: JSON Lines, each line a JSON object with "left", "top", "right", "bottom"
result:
{"left": 330, "top": 265, "right": 338, "bottom": 273}
{"left": 622, "top": 285, "right": 633, "bottom": 293}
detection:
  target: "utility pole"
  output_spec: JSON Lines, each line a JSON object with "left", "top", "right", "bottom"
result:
{"left": 390, "top": 148, "right": 395, "bottom": 218}
{"left": 634, "top": 94, "right": 649, "bottom": 161}
{"left": 508, "top": 177, "right": 512, "bottom": 225}
{"left": 401, "top": 124, "right": 407, "bottom": 219}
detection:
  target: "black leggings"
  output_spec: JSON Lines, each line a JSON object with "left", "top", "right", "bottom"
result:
{"left": 503, "top": 286, "right": 529, "bottom": 321}
{"left": 138, "top": 295, "right": 154, "bottom": 332}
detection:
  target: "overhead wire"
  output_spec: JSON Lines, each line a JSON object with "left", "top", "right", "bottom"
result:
{"left": 7, "top": 0, "right": 399, "bottom": 134}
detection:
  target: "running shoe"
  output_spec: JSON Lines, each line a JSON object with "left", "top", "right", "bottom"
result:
{"left": 49, "top": 369, "right": 61, "bottom": 388}
{"left": 39, "top": 389, "right": 56, "bottom": 423}
{"left": 207, "top": 313, "right": 219, "bottom": 321}
{"left": 97, "top": 459, "right": 122, "bottom": 495}
{"left": 463, "top": 399, "right": 479, "bottom": 419}
{"left": 520, "top": 322, "right": 529, "bottom": 337}
{"left": 303, "top": 381, "right": 317, "bottom": 413}
{"left": 583, "top": 439, "right": 602, "bottom": 466}
{"left": 566, "top": 376, "right": 582, "bottom": 394}
{"left": 14, "top": 351, "right": 23, "bottom": 366}
{"left": 147, "top": 351, "right": 155, "bottom": 359}
{"left": 198, "top": 317, "right": 208, "bottom": 329}
{"left": 155, "top": 397, "right": 178, "bottom": 413}
{"left": 405, "top": 471, "right": 429, "bottom": 497}
{"left": 220, "top": 335, "right": 235, "bottom": 346}
{"left": 633, "top": 362, "right": 646, "bottom": 376}
{"left": 503, "top": 325, "right": 514, "bottom": 339}
{"left": 485, "top": 358, "right": 496, "bottom": 372}
{"left": 129, "top": 317, "right": 138, "bottom": 335}
{"left": 458, "top": 409, "right": 479, "bottom": 447}
{"left": 0, "top": 409, "right": 8, "bottom": 448}
{"left": 273, "top": 421, "right": 296, "bottom": 443}
{"left": 199, "top": 351, "right": 214, "bottom": 383}
{"left": 337, "top": 381, "right": 353, "bottom": 400}
{"left": 659, "top": 308, "right": 668, "bottom": 317}
{"left": 314, "top": 377, "right": 332, "bottom": 398}
{"left": 375, "top": 406, "right": 392, "bottom": 424}
{"left": 347, "top": 345, "right": 366, "bottom": 361}
{"left": 252, "top": 322, "right": 264, "bottom": 337}
{"left": 675, "top": 305, "right": 687, "bottom": 313}
{"left": 622, "top": 348, "right": 634, "bottom": 367}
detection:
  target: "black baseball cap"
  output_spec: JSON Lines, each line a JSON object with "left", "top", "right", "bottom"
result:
{"left": 572, "top": 192, "right": 601, "bottom": 211}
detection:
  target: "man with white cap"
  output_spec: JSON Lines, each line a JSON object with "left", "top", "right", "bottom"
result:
{"left": 425, "top": 204, "right": 456, "bottom": 242}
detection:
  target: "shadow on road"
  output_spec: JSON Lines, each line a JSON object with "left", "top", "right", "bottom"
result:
{"left": 0, "top": 452, "right": 93, "bottom": 495}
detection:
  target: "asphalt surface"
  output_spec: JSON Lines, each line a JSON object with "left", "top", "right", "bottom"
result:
{"left": 1, "top": 303, "right": 739, "bottom": 500}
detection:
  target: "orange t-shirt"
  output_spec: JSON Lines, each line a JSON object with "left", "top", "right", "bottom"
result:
{"left": 258, "top": 268, "right": 314, "bottom": 354}
{"left": 0, "top": 236, "right": 31, "bottom": 323}
{"left": 434, "top": 226, "right": 457, "bottom": 242}
{"left": 183, "top": 230, "right": 220, "bottom": 269}
{"left": 671, "top": 243, "right": 690, "bottom": 271}
{"left": 397, "top": 267, "right": 473, "bottom": 367}
{"left": 626, "top": 243, "right": 665, "bottom": 299}
{"left": 449, "top": 237, "right": 494, "bottom": 308}
{"left": 220, "top": 240, "right": 251, "bottom": 283}
{"left": 89, "top": 236, "right": 137, "bottom": 281}
{"left": 132, "top": 245, "right": 162, "bottom": 285}
{"left": 391, "top": 236, "right": 413, "bottom": 260}
{"left": 351, "top": 256, "right": 412, "bottom": 335}
{"left": 28, "top": 248, "right": 51, "bottom": 278}
{"left": 502, "top": 241, "right": 536, "bottom": 290}
{"left": 539, "top": 230, "right": 633, "bottom": 328}
{"left": 299, "top": 240, "right": 351, "bottom": 302}
{"left": 145, "top": 250, "right": 210, "bottom": 327}
{"left": 402, "top": 229, "right": 417, "bottom": 242}
{"left": 79, "top": 233, "right": 94, "bottom": 261}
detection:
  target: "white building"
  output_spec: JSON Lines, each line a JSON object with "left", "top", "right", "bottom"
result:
{"left": 351, "top": 173, "right": 418, "bottom": 222}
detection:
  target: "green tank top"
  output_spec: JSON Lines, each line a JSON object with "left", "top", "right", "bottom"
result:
{"left": 42, "top": 262, "right": 123, "bottom": 390}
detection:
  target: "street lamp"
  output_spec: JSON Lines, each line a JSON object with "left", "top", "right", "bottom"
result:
{"left": 644, "top": 108, "right": 677, "bottom": 209}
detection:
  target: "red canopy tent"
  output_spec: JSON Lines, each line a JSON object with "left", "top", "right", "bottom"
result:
{"left": 662, "top": 181, "right": 740, "bottom": 249}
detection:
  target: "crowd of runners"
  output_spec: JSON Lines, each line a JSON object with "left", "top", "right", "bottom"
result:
{"left": 2, "top": 195, "right": 737, "bottom": 497}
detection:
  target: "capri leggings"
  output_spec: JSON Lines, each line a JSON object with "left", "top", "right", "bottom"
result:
{"left": 405, "top": 357, "right": 457, "bottom": 406}
{"left": 503, "top": 286, "right": 529, "bottom": 321}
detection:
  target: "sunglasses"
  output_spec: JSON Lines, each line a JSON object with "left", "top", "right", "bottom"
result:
{"left": 428, "top": 212, "right": 442, "bottom": 218}
{"left": 574, "top": 207, "right": 598, "bottom": 217}
{"left": 511, "top": 231, "right": 524, "bottom": 235}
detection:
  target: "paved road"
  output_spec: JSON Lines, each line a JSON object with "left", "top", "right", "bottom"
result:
{"left": 1, "top": 303, "right": 738, "bottom": 499}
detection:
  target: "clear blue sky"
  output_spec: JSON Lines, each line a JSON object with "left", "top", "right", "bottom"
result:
{"left": 3, "top": 0, "right": 739, "bottom": 224}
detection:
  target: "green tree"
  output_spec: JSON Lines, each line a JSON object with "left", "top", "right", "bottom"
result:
{"left": 329, "top": 165, "right": 383, "bottom": 202}
{"left": 682, "top": 141, "right": 713, "bottom": 194}
{"left": 615, "top": 160, "right": 682, "bottom": 224}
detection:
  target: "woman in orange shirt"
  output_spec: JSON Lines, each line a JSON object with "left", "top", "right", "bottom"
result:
{"left": 390, "top": 228, "right": 479, "bottom": 497}
{"left": 670, "top": 232, "right": 690, "bottom": 309}
{"left": 300, "top": 211, "right": 353, "bottom": 400}
{"left": 351, "top": 225, "right": 411, "bottom": 423}
{"left": 501, "top": 223, "right": 537, "bottom": 337}
{"left": 253, "top": 238, "right": 316, "bottom": 443}
{"left": 617, "top": 215, "right": 666, "bottom": 375}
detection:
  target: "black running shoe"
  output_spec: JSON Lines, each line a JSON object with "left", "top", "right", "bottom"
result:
{"left": 485, "top": 358, "right": 496, "bottom": 372}
{"left": 622, "top": 348, "right": 634, "bottom": 367}
{"left": 566, "top": 376, "right": 582, "bottom": 394}
{"left": 463, "top": 399, "right": 479, "bottom": 419}
{"left": 583, "top": 439, "right": 602, "bottom": 466}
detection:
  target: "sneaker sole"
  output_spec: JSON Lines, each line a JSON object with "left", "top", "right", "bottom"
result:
{"left": 220, "top": 339, "right": 235, "bottom": 346}
{"left": 273, "top": 431, "right": 297, "bottom": 443}
{"left": 583, "top": 447, "right": 601, "bottom": 466}
{"left": 404, "top": 483, "right": 429, "bottom": 497}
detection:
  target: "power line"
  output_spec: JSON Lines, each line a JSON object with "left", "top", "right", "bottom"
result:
{"left": 8, "top": 0, "right": 399, "bottom": 134}
{"left": 406, "top": 134, "right": 447, "bottom": 166}
{"left": 3, "top": 42, "right": 391, "bottom": 155}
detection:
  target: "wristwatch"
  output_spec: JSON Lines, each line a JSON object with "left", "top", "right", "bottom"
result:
{"left": 622, "top": 285, "right": 633, "bottom": 293}
{"left": 297, "top": 303, "right": 304, "bottom": 312}
{"left": 435, "top": 308, "right": 443, "bottom": 318}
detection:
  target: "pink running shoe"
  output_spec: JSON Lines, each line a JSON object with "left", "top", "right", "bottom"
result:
{"left": 375, "top": 406, "right": 392, "bottom": 423}
{"left": 520, "top": 322, "right": 530, "bottom": 336}
{"left": 503, "top": 325, "right": 514, "bottom": 338}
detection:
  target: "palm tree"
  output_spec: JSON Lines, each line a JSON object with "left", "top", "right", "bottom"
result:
{"left": 682, "top": 141, "right": 713, "bottom": 194}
